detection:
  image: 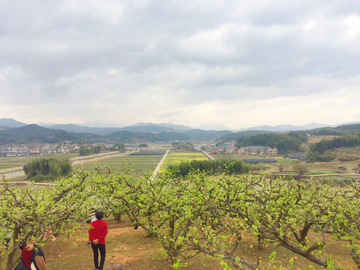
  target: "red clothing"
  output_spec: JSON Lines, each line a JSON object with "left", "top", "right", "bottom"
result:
{"left": 88, "top": 219, "right": 108, "bottom": 245}
{"left": 21, "top": 248, "right": 32, "bottom": 270}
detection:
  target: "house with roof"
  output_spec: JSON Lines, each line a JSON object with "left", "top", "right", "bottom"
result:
{"left": 242, "top": 158, "right": 277, "bottom": 164}
{"left": 226, "top": 145, "right": 237, "bottom": 154}
{"left": 283, "top": 154, "right": 306, "bottom": 159}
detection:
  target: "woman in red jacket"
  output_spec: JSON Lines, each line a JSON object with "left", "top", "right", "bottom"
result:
{"left": 88, "top": 211, "right": 108, "bottom": 270}
{"left": 20, "top": 240, "right": 48, "bottom": 270}
{"left": 20, "top": 241, "right": 33, "bottom": 270}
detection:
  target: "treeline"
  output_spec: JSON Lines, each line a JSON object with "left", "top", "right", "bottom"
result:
{"left": 310, "top": 133, "right": 360, "bottom": 154}
{"left": 23, "top": 157, "right": 72, "bottom": 182}
{"left": 110, "top": 142, "right": 125, "bottom": 150}
{"left": 167, "top": 159, "right": 250, "bottom": 177}
{"left": 79, "top": 146, "right": 101, "bottom": 156}
{"left": 236, "top": 131, "right": 307, "bottom": 154}
{"left": 216, "top": 130, "right": 270, "bottom": 142}
{"left": 310, "top": 123, "right": 360, "bottom": 136}
{"left": 305, "top": 133, "right": 360, "bottom": 162}
{"left": 306, "top": 151, "right": 335, "bottom": 162}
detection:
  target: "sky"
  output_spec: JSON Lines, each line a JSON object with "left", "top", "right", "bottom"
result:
{"left": 1, "top": 0, "right": 360, "bottom": 130}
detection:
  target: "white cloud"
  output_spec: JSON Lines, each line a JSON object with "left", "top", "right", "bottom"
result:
{"left": 1, "top": 0, "right": 360, "bottom": 129}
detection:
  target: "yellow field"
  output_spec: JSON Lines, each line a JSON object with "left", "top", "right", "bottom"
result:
{"left": 159, "top": 152, "right": 208, "bottom": 173}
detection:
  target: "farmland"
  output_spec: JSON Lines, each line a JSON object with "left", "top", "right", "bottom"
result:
{"left": 0, "top": 153, "right": 79, "bottom": 171}
{"left": 75, "top": 154, "right": 163, "bottom": 175}
{"left": 159, "top": 151, "right": 208, "bottom": 173}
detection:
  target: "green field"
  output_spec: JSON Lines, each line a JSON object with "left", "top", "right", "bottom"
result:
{"left": 159, "top": 152, "right": 208, "bottom": 173}
{"left": 75, "top": 155, "right": 163, "bottom": 175}
{"left": 309, "top": 171, "right": 337, "bottom": 175}
{"left": 0, "top": 153, "right": 79, "bottom": 171}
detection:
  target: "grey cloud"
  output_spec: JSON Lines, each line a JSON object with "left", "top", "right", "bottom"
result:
{"left": 1, "top": 0, "right": 360, "bottom": 126}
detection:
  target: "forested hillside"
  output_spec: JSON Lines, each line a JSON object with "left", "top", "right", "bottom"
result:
{"left": 0, "top": 125, "right": 82, "bottom": 144}
{"left": 310, "top": 123, "right": 360, "bottom": 135}
{"left": 236, "top": 131, "right": 308, "bottom": 154}
{"left": 216, "top": 130, "right": 270, "bottom": 142}
{"left": 100, "top": 130, "right": 232, "bottom": 143}
{"left": 0, "top": 125, "right": 232, "bottom": 145}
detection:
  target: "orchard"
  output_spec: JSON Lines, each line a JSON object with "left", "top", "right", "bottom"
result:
{"left": 1, "top": 165, "right": 360, "bottom": 270}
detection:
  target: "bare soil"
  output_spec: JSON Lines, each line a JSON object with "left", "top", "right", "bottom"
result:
{"left": 39, "top": 217, "right": 359, "bottom": 270}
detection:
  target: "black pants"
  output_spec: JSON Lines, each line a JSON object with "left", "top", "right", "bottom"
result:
{"left": 91, "top": 243, "right": 106, "bottom": 270}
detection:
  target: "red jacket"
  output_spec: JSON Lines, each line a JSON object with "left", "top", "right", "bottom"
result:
{"left": 21, "top": 249, "right": 32, "bottom": 270}
{"left": 88, "top": 219, "right": 108, "bottom": 245}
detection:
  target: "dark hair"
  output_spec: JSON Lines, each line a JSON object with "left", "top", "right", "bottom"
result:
{"left": 95, "top": 210, "right": 104, "bottom": 220}
{"left": 19, "top": 240, "right": 27, "bottom": 250}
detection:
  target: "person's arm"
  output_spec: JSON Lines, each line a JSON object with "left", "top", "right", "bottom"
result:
{"left": 88, "top": 225, "right": 94, "bottom": 242}
{"left": 34, "top": 255, "right": 48, "bottom": 270}
{"left": 97, "top": 222, "right": 108, "bottom": 243}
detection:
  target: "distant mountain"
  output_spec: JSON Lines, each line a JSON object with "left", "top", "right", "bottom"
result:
{"left": 105, "top": 131, "right": 188, "bottom": 143}
{"left": 310, "top": 123, "right": 360, "bottom": 136}
{"left": 0, "top": 124, "right": 84, "bottom": 144}
{"left": 236, "top": 122, "right": 329, "bottom": 132}
{"left": 158, "top": 123, "right": 193, "bottom": 131}
{"left": 120, "top": 125, "right": 176, "bottom": 133}
{"left": 44, "top": 124, "right": 123, "bottom": 135}
{"left": 185, "top": 129, "right": 232, "bottom": 140}
{"left": 193, "top": 124, "right": 231, "bottom": 131}
{"left": 105, "top": 129, "right": 231, "bottom": 143}
{"left": 44, "top": 124, "right": 179, "bottom": 134}
{"left": 130, "top": 122, "right": 193, "bottom": 131}
{"left": 0, "top": 124, "right": 231, "bottom": 145}
{"left": 0, "top": 118, "right": 27, "bottom": 128}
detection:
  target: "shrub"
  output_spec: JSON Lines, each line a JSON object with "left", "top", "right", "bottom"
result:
{"left": 23, "top": 157, "right": 72, "bottom": 181}
{"left": 167, "top": 158, "right": 250, "bottom": 177}
{"left": 31, "top": 173, "right": 45, "bottom": 182}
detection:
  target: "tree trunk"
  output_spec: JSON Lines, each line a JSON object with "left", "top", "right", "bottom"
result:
{"left": 5, "top": 228, "right": 21, "bottom": 270}
{"left": 113, "top": 212, "right": 121, "bottom": 223}
{"left": 257, "top": 235, "right": 265, "bottom": 250}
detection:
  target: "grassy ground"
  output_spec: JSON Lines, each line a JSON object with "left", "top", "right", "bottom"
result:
{"left": 10, "top": 216, "right": 356, "bottom": 270}
{"left": 308, "top": 171, "right": 337, "bottom": 174}
{"left": 159, "top": 152, "right": 208, "bottom": 173}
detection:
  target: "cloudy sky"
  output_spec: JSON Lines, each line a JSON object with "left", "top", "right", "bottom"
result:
{"left": 1, "top": 0, "right": 360, "bottom": 129}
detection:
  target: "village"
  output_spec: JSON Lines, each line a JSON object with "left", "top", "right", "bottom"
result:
{"left": 173, "top": 142, "right": 278, "bottom": 156}
{"left": 0, "top": 142, "right": 114, "bottom": 157}
{"left": 0, "top": 141, "right": 279, "bottom": 158}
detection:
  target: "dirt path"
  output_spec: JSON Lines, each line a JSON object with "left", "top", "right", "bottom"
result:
{"left": 150, "top": 150, "right": 169, "bottom": 181}
{"left": 202, "top": 150, "right": 215, "bottom": 161}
